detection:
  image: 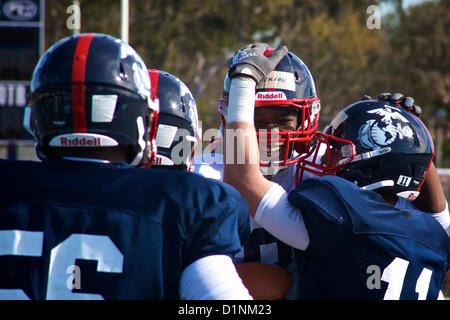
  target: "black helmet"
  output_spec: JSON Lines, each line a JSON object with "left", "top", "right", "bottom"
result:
{"left": 301, "top": 100, "right": 434, "bottom": 200}
{"left": 149, "top": 69, "right": 200, "bottom": 171}
{"left": 26, "top": 33, "right": 159, "bottom": 165}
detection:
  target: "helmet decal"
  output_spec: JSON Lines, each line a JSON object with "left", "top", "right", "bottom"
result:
{"left": 91, "top": 95, "right": 118, "bottom": 123}
{"left": 256, "top": 70, "right": 296, "bottom": 91}
{"left": 255, "top": 91, "right": 287, "bottom": 101}
{"left": 49, "top": 133, "right": 119, "bottom": 147}
{"left": 359, "top": 105, "right": 414, "bottom": 149}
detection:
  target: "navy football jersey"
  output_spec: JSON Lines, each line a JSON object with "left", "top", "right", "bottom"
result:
{"left": 288, "top": 175, "right": 450, "bottom": 300}
{"left": 233, "top": 220, "right": 293, "bottom": 268}
{"left": 0, "top": 159, "right": 249, "bottom": 300}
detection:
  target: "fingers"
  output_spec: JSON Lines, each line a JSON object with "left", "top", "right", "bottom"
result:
{"left": 403, "top": 96, "right": 415, "bottom": 109}
{"left": 374, "top": 92, "right": 422, "bottom": 117}
{"left": 267, "top": 45, "right": 288, "bottom": 66}
{"left": 377, "top": 92, "right": 391, "bottom": 101}
{"left": 413, "top": 105, "right": 422, "bottom": 117}
{"left": 228, "top": 43, "right": 288, "bottom": 83}
{"left": 389, "top": 92, "right": 405, "bottom": 104}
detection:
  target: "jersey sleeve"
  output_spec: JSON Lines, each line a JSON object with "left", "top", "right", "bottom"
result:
{"left": 396, "top": 197, "right": 450, "bottom": 236}
{"left": 287, "top": 176, "right": 353, "bottom": 250}
{"left": 217, "top": 181, "right": 251, "bottom": 247}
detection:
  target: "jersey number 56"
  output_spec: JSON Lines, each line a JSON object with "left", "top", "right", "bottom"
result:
{"left": 0, "top": 230, "right": 123, "bottom": 300}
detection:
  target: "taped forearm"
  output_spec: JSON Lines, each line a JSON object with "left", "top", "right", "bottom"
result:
{"left": 227, "top": 77, "right": 256, "bottom": 124}
{"left": 254, "top": 183, "right": 310, "bottom": 250}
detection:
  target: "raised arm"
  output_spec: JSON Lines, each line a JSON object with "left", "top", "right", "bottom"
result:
{"left": 222, "top": 43, "right": 287, "bottom": 216}
{"left": 222, "top": 44, "right": 310, "bottom": 250}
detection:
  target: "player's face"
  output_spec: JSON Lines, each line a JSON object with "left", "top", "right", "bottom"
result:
{"left": 254, "top": 106, "right": 298, "bottom": 131}
{"left": 254, "top": 106, "right": 298, "bottom": 161}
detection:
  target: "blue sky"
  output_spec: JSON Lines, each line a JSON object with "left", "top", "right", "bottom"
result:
{"left": 402, "top": 0, "right": 429, "bottom": 7}
{"left": 380, "top": 0, "right": 435, "bottom": 15}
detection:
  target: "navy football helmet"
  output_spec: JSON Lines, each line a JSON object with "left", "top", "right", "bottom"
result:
{"left": 149, "top": 69, "right": 201, "bottom": 171}
{"left": 297, "top": 100, "right": 434, "bottom": 200}
{"left": 25, "top": 33, "right": 159, "bottom": 166}
{"left": 218, "top": 48, "right": 320, "bottom": 175}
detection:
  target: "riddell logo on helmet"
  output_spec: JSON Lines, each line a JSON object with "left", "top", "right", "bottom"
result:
{"left": 256, "top": 92, "right": 286, "bottom": 101}
{"left": 49, "top": 134, "right": 119, "bottom": 147}
{"left": 60, "top": 136, "right": 101, "bottom": 146}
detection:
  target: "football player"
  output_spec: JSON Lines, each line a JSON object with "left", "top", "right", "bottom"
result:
{"left": 222, "top": 43, "right": 449, "bottom": 299}
{"left": 0, "top": 33, "right": 252, "bottom": 300}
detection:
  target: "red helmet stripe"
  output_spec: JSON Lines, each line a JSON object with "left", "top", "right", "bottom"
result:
{"left": 71, "top": 33, "right": 95, "bottom": 133}
{"left": 148, "top": 69, "right": 159, "bottom": 100}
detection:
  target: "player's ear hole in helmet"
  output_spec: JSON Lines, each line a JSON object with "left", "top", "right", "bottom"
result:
{"left": 26, "top": 33, "right": 159, "bottom": 166}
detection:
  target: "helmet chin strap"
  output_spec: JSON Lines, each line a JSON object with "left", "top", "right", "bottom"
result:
{"left": 360, "top": 180, "right": 420, "bottom": 200}
{"left": 346, "top": 147, "right": 391, "bottom": 165}
{"left": 346, "top": 147, "right": 421, "bottom": 201}
{"left": 361, "top": 180, "right": 394, "bottom": 190}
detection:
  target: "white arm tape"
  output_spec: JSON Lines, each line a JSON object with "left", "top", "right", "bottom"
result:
{"left": 255, "top": 183, "right": 310, "bottom": 250}
{"left": 227, "top": 77, "right": 256, "bottom": 124}
{"left": 179, "top": 255, "right": 253, "bottom": 300}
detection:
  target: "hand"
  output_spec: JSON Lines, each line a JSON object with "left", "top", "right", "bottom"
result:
{"left": 228, "top": 43, "right": 288, "bottom": 84}
{"left": 361, "top": 92, "right": 422, "bottom": 117}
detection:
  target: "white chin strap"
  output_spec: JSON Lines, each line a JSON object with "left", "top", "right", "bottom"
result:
{"left": 361, "top": 180, "right": 394, "bottom": 191}
{"left": 361, "top": 180, "right": 420, "bottom": 200}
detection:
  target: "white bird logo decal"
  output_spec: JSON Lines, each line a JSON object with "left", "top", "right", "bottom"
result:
{"left": 359, "top": 105, "right": 413, "bottom": 149}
